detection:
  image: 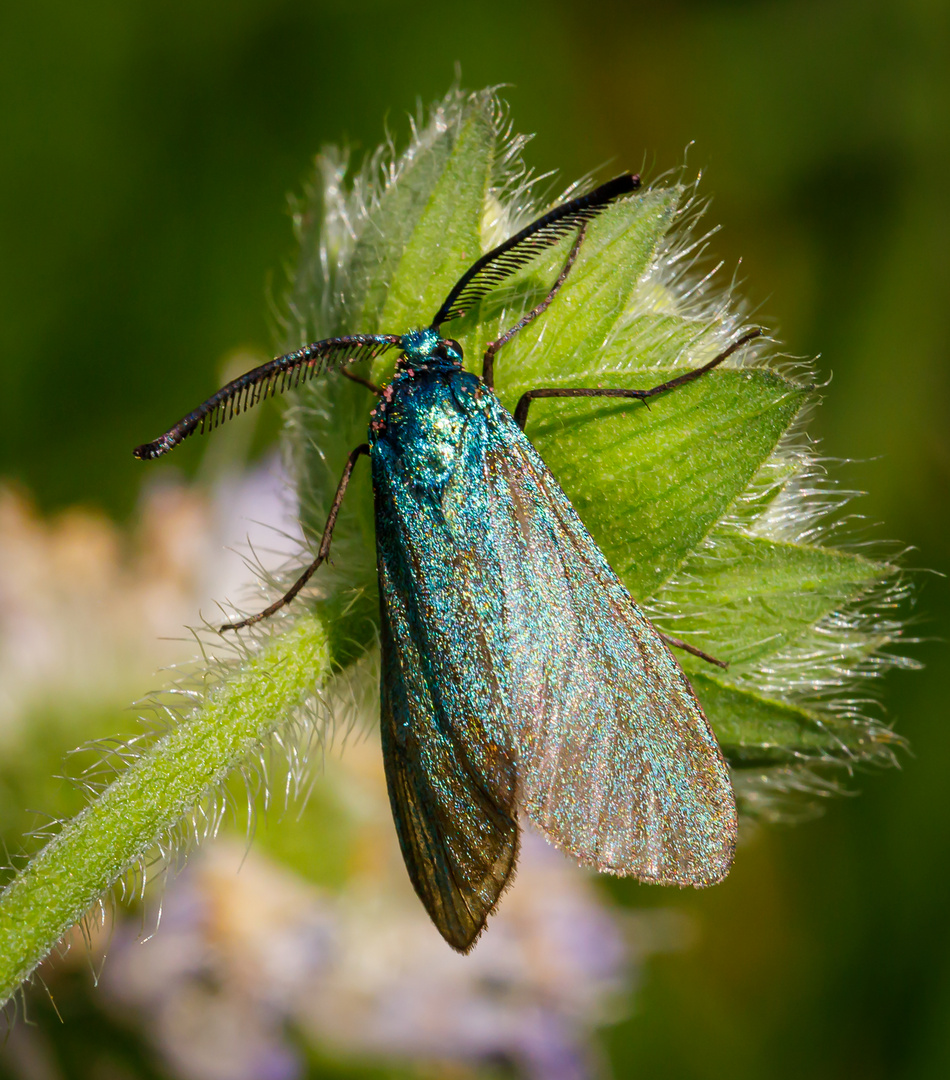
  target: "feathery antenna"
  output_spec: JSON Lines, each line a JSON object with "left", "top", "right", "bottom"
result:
{"left": 430, "top": 173, "right": 641, "bottom": 328}
{"left": 134, "top": 335, "right": 401, "bottom": 460}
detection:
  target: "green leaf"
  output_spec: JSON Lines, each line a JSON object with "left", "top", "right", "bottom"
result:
{"left": 598, "top": 312, "right": 718, "bottom": 369}
{"left": 517, "top": 368, "right": 806, "bottom": 600}
{"left": 690, "top": 672, "right": 900, "bottom": 768}
{"left": 655, "top": 532, "right": 894, "bottom": 667}
{"left": 490, "top": 191, "right": 679, "bottom": 384}
{"left": 377, "top": 102, "right": 495, "bottom": 344}
{"left": 345, "top": 129, "right": 461, "bottom": 333}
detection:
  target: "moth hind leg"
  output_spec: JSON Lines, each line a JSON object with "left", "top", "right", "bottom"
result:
{"left": 512, "top": 329, "right": 763, "bottom": 429}
{"left": 659, "top": 633, "right": 728, "bottom": 670}
{"left": 220, "top": 443, "right": 369, "bottom": 632}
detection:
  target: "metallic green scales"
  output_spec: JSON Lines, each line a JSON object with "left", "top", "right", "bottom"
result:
{"left": 134, "top": 175, "right": 741, "bottom": 953}
{"left": 371, "top": 334, "right": 736, "bottom": 951}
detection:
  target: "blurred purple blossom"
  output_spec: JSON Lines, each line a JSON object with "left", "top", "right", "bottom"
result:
{"left": 103, "top": 819, "right": 638, "bottom": 1080}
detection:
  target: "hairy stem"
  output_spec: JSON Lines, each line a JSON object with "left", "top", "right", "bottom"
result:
{"left": 0, "top": 616, "right": 332, "bottom": 1005}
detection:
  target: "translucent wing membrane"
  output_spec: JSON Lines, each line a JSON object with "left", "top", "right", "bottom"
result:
{"left": 370, "top": 373, "right": 735, "bottom": 948}
{"left": 430, "top": 173, "right": 641, "bottom": 327}
{"left": 374, "top": 423, "right": 522, "bottom": 951}
{"left": 133, "top": 335, "right": 401, "bottom": 460}
{"left": 380, "top": 609, "right": 519, "bottom": 952}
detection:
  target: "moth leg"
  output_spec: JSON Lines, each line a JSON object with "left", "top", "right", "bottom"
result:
{"left": 482, "top": 224, "right": 589, "bottom": 390}
{"left": 659, "top": 633, "right": 729, "bottom": 670}
{"left": 220, "top": 443, "right": 370, "bottom": 632}
{"left": 342, "top": 368, "right": 383, "bottom": 395}
{"left": 512, "top": 329, "right": 763, "bottom": 429}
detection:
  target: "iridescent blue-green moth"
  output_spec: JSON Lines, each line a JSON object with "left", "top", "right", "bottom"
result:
{"left": 136, "top": 175, "right": 757, "bottom": 952}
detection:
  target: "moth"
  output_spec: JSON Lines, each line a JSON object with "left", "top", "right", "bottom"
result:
{"left": 136, "top": 174, "right": 755, "bottom": 951}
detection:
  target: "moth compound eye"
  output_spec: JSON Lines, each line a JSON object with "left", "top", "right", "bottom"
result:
{"left": 443, "top": 339, "right": 463, "bottom": 363}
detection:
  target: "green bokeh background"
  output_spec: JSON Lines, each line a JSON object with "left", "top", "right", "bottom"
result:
{"left": 1, "top": 1, "right": 948, "bottom": 1076}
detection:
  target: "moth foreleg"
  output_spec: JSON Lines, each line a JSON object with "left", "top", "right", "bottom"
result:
{"left": 342, "top": 368, "right": 384, "bottom": 395}
{"left": 482, "top": 224, "right": 589, "bottom": 389}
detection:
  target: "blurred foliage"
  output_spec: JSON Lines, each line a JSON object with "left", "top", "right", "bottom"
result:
{"left": 0, "top": 1, "right": 947, "bottom": 1078}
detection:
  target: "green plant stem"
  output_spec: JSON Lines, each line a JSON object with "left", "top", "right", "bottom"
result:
{"left": 0, "top": 616, "right": 331, "bottom": 1005}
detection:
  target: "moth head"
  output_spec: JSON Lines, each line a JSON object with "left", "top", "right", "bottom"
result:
{"left": 399, "top": 329, "right": 464, "bottom": 368}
